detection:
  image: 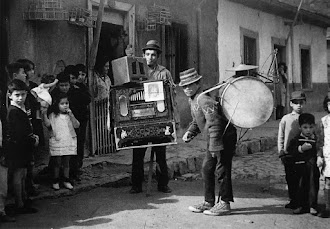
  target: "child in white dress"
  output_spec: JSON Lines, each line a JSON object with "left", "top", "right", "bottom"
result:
{"left": 318, "top": 95, "right": 330, "bottom": 218}
{"left": 42, "top": 93, "right": 79, "bottom": 190}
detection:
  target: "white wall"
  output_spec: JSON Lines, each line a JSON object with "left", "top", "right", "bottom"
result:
{"left": 217, "top": 0, "right": 327, "bottom": 84}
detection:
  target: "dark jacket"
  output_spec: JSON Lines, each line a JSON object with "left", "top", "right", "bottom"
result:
{"left": 6, "top": 105, "right": 36, "bottom": 168}
{"left": 285, "top": 133, "right": 317, "bottom": 163}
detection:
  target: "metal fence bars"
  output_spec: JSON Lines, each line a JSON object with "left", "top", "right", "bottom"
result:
{"left": 94, "top": 98, "right": 115, "bottom": 155}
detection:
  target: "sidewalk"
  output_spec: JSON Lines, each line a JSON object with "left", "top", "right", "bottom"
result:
{"left": 31, "top": 112, "right": 326, "bottom": 200}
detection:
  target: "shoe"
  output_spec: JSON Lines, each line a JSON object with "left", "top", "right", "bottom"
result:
{"left": 63, "top": 182, "right": 73, "bottom": 190}
{"left": 188, "top": 202, "right": 214, "bottom": 213}
{"left": 318, "top": 209, "right": 330, "bottom": 218}
{"left": 293, "top": 207, "right": 310, "bottom": 214}
{"left": 158, "top": 186, "right": 172, "bottom": 193}
{"left": 285, "top": 201, "right": 297, "bottom": 209}
{"left": 129, "top": 186, "right": 142, "bottom": 194}
{"left": 0, "top": 214, "right": 16, "bottom": 222}
{"left": 203, "top": 201, "right": 231, "bottom": 216}
{"left": 52, "top": 183, "right": 60, "bottom": 190}
{"left": 24, "top": 198, "right": 33, "bottom": 208}
{"left": 28, "top": 188, "right": 40, "bottom": 197}
{"left": 310, "top": 207, "right": 318, "bottom": 215}
{"left": 16, "top": 206, "right": 38, "bottom": 214}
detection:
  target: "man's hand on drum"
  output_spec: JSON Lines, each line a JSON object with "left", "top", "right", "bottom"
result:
{"left": 182, "top": 131, "right": 194, "bottom": 143}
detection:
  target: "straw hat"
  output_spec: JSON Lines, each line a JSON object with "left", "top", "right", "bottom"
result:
{"left": 226, "top": 64, "right": 258, "bottom": 71}
{"left": 142, "top": 40, "right": 162, "bottom": 54}
{"left": 179, "top": 68, "right": 202, "bottom": 87}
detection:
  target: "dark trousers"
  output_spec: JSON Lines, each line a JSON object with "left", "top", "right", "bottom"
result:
{"left": 203, "top": 134, "right": 236, "bottom": 204}
{"left": 131, "top": 146, "right": 169, "bottom": 189}
{"left": 283, "top": 161, "right": 299, "bottom": 204}
{"left": 70, "top": 120, "right": 88, "bottom": 177}
{"left": 295, "top": 159, "right": 320, "bottom": 209}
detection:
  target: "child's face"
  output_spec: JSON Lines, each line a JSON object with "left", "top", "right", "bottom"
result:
{"left": 70, "top": 74, "right": 78, "bottom": 85}
{"left": 58, "top": 82, "right": 70, "bottom": 93}
{"left": 300, "top": 123, "right": 314, "bottom": 137}
{"left": 78, "top": 71, "right": 86, "bottom": 83}
{"left": 13, "top": 68, "right": 27, "bottom": 83}
{"left": 58, "top": 97, "right": 69, "bottom": 113}
{"left": 182, "top": 82, "right": 200, "bottom": 97}
{"left": 290, "top": 99, "right": 305, "bottom": 114}
{"left": 9, "top": 90, "right": 27, "bottom": 106}
{"left": 26, "top": 65, "right": 35, "bottom": 79}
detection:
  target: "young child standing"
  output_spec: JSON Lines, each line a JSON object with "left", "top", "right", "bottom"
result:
{"left": 6, "top": 79, "right": 39, "bottom": 214}
{"left": 42, "top": 93, "right": 80, "bottom": 190}
{"left": 64, "top": 65, "right": 91, "bottom": 180}
{"left": 317, "top": 95, "right": 330, "bottom": 218}
{"left": 0, "top": 90, "right": 16, "bottom": 222}
{"left": 278, "top": 91, "right": 306, "bottom": 209}
{"left": 286, "top": 113, "right": 319, "bottom": 215}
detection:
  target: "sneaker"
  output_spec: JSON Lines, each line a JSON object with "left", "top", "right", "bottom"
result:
{"left": 203, "top": 201, "right": 231, "bottom": 216}
{"left": 158, "top": 186, "right": 172, "bottom": 193}
{"left": 63, "top": 182, "right": 73, "bottom": 190}
{"left": 310, "top": 207, "right": 318, "bottom": 215}
{"left": 188, "top": 202, "right": 214, "bottom": 213}
{"left": 0, "top": 214, "right": 16, "bottom": 222}
{"left": 52, "top": 183, "right": 60, "bottom": 190}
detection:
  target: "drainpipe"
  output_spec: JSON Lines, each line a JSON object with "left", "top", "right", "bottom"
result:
{"left": 196, "top": 0, "right": 206, "bottom": 73}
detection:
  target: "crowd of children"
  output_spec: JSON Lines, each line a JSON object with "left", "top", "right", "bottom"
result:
{"left": 278, "top": 90, "right": 330, "bottom": 218}
{"left": 0, "top": 60, "right": 91, "bottom": 223}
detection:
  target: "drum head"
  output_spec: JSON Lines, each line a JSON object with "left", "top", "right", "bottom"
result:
{"left": 220, "top": 76, "right": 273, "bottom": 128}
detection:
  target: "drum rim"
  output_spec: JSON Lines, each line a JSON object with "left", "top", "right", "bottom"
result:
{"left": 220, "top": 76, "right": 273, "bottom": 128}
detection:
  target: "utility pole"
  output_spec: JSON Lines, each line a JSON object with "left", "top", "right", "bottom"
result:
{"left": 87, "top": 0, "right": 105, "bottom": 156}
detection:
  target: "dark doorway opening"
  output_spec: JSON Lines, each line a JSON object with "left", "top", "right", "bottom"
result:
{"left": 300, "top": 47, "right": 311, "bottom": 90}
{"left": 0, "top": 0, "right": 9, "bottom": 93}
{"left": 95, "top": 22, "right": 128, "bottom": 84}
{"left": 274, "top": 44, "right": 287, "bottom": 119}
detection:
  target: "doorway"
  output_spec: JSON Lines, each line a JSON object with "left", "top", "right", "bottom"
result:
{"left": 95, "top": 22, "right": 128, "bottom": 84}
{"left": 274, "top": 43, "right": 287, "bottom": 119}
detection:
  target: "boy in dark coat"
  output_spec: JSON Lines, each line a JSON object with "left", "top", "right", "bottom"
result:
{"left": 6, "top": 79, "right": 39, "bottom": 214}
{"left": 286, "top": 113, "right": 320, "bottom": 215}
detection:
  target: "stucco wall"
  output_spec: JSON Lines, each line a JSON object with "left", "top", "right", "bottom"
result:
{"left": 218, "top": 0, "right": 328, "bottom": 112}
{"left": 8, "top": 0, "right": 86, "bottom": 82}
{"left": 7, "top": 0, "right": 219, "bottom": 128}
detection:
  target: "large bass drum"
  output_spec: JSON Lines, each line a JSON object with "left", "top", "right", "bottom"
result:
{"left": 219, "top": 76, "right": 273, "bottom": 128}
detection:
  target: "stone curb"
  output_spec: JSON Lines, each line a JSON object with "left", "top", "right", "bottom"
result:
{"left": 32, "top": 135, "right": 281, "bottom": 200}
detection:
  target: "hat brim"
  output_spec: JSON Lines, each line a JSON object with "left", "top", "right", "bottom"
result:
{"left": 179, "top": 75, "right": 202, "bottom": 87}
{"left": 142, "top": 47, "right": 162, "bottom": 54}
{"left": 290, "top": 97, "right": 306, "bottom": 101}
